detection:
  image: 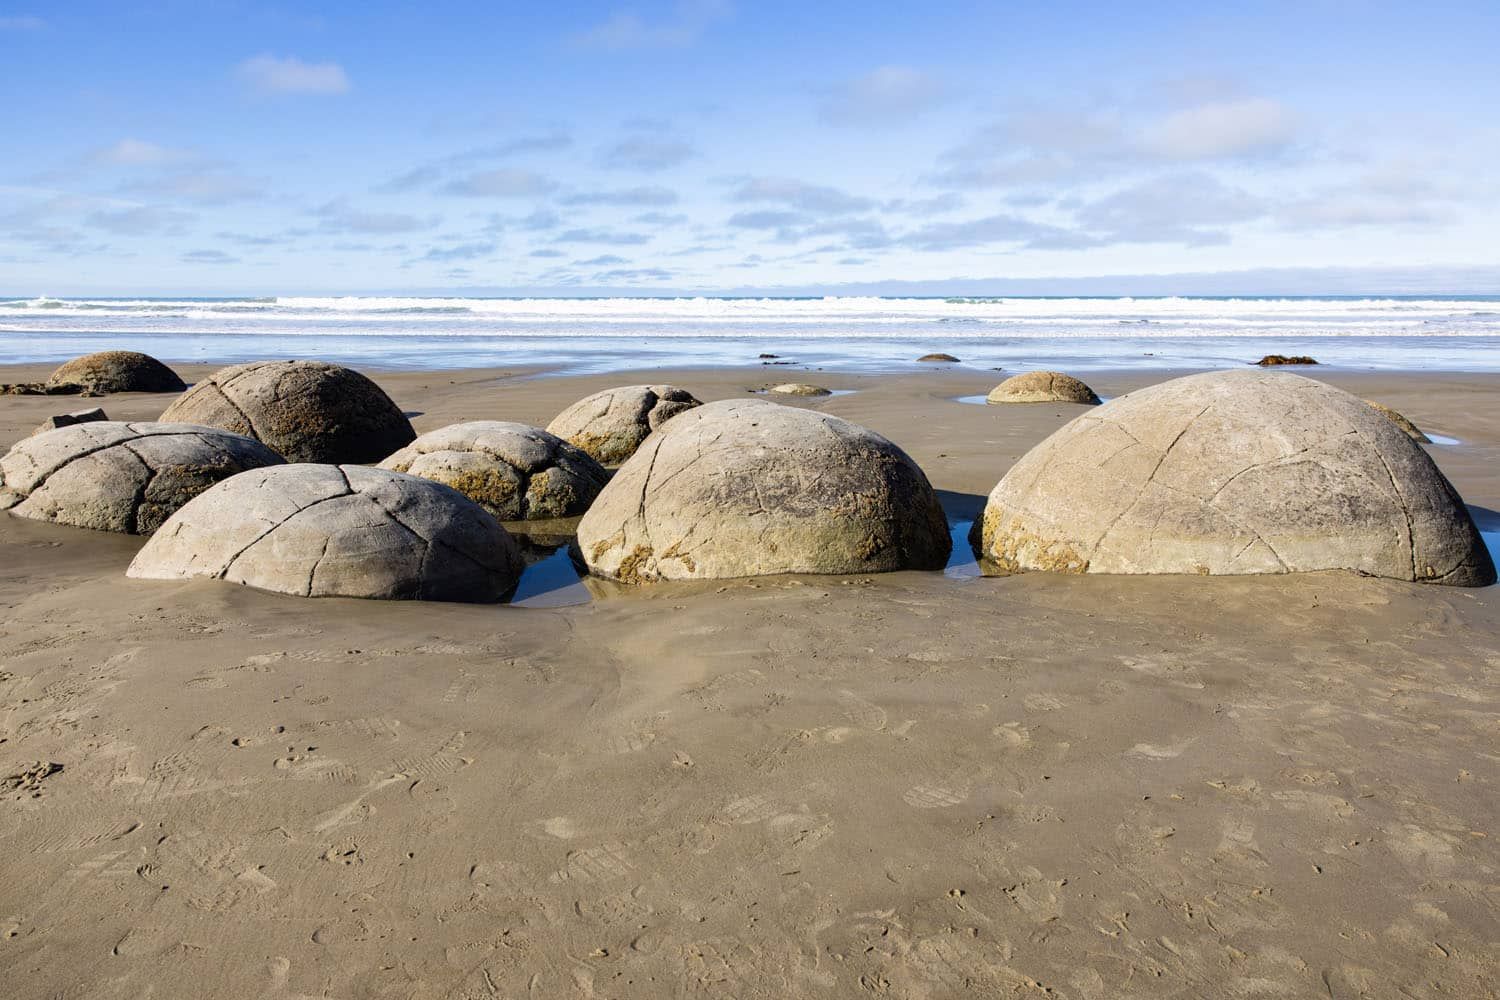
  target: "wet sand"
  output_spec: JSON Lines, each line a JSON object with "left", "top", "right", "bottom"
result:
{"left": 2, "top": 362, "right": 1499, "bottom": 998}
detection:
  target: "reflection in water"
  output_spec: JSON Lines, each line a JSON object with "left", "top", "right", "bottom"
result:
{"left": 944, "top": 520, "right": 981, "bottom": 579}
{"left": 954, "top": 394, "right": 1112, "bottom": 406}
{"left": 1426, "top": 432, "right": 1460, "bottom": 446}
{"left": 509, "top": 543, "right": 591, "bottom": 607}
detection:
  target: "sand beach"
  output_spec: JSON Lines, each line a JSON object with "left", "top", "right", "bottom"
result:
{"left": 2, "top": 360, "right": 1498, "bottom": 998}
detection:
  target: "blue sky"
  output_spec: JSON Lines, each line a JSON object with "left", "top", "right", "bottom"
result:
{"left": 2, "top": 1, "right": 1498, "bottom": 294}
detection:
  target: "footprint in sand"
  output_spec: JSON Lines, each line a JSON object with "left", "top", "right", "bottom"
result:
{"left": 550, "top": 842, "right": 635, "bottom": 884}
{"left": 903, "top": 784, "right": 968, "bottom": 808}
{"left": 837, "top": 689, "right": 888, "bottom": 730}
{"left": 720, "top": 793, "right": 783, "bottom": 825}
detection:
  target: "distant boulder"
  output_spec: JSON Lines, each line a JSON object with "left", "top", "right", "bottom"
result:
{"left": 546, "top": 384, "right": 701, "bottom": 466}
{"left": 972, "top": 370, "right": 1494, "bottom": 586}
{"left": 159, "top": 360, "right": 414, "bottom": 464}
{"left": 917, "top": 353, "right": 960, "bottom": 363}
{"left": 47, "top": 351, "right": 186, "bottom": 394}
{"left": 128, "top": 464, "right": 523, "bottom": 602}
{"left": 578, "top": 399, "right": 950, "bottom": 582}
{"left": 1255, "top": 354, "right": 1319, "bottom": 366}
{"left": 2, "top": 422, "right": 283, "bottom": 533}
{"left": 380, "top": 421, "right": 608, "bottom": 521}
{"left": 986, "top": 371, "right": 1101, "bottom": 405}
{"left": 768, "top": 383, "right": 832, "bottom": 396}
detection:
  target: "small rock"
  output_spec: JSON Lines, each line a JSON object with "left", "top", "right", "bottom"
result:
{"left": 917, "top": 353, "right": 961, "bottom": 363}
{"left": 1255, "top": 354, "right": 1319, "bottom": 366}
{"left": 768, "top": 383, "right": 832, "bottom": 397}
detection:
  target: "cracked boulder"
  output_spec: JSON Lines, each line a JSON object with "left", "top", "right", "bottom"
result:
{"left": 546, "top": 385, "right": 701, "bottom": 465}
{"left": 986, "top": 371, "right": 1101, "bottom": 405}
{"left": 972, "top": 370, "right": 1494, "bottom": 585}
{"left": 48, "top": 351, "right": 186, "bottom": 394}
{"left": 128, "top": 464, "right": 523, "bottom": 602}
{"left": 1, "top": 422, "right": 284, "bottom": 534}
{"left": 379, "top": 421, "right": 608, "bottom": 521}
{"left": 577, "top": 398, "right": 950, "bottom": 582}
{"left": 158, "top": 360, "right": 415, "bottom": 464}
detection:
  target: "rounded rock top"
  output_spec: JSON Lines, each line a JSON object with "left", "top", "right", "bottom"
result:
{"left": 158, "top": 360, "right": 415, "bottom": 464}
{"left": 973, "top": 370, "right": 1494, "bottom": 586}
{"left": 1365, "top": 400, "right": 1431, "bottom": 443}
{"left": 768, "top": 383, "right": 832, "bottom": 396}
{"left": 380, "top": 421, "right": 608, "bottom": 521}
{"left": 128, "top": 464, "right": 524, "bottom": 602}
{"left": 2, "top": 421, "right": 284, "bottom": 534}
{"left": 47, "top": 351, "right": 186, "bottom": 394}
{"left": 545, "top": 384, "right": 701, "bottom": 466}
{"left": 917, "top": 353, "right": 960, "bottom": 363}
{"left": 987, "top": 371, "right": 1101, "bottom": 405}
{"left": 577, "top": 398, "right": 950, "bottom": 582}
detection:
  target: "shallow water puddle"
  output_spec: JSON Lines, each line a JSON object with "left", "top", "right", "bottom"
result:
{"left": 1426, "top": 432, "right": 1460, "bottom": 446}
{"left": 944, "top": 520, "right": 981, "bottom": 579}
{"left": 510, "top": 545, "right": 591, "bottom": 608}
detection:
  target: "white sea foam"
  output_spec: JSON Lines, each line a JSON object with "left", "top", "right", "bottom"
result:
{"left": 2, "top": 295, "right": 1498, "bottom": 372}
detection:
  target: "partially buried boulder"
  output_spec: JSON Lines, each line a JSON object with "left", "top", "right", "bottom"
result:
{"left": 972, "top": 370, "right": 1494, "bottom": 585}
{"left": 986, "top": 371, "right": 1101, "bottom": 405}
{"left": 30, "top": 407, "right": 107, "bottom": 436}
{"left": 47, "top": 351, "right": 186, "bottom": 394}
{"left": 159, "top": 360, "right": 414, "bottom": 463}
{"left": 379, "top": 421, "right": 608, "bottom": 521}
{"left": 769, "top": 383, "right": 832, "bottom": 397}
{"left": 917, "top": 353, "right": 960, "bottom": 363}
{"left": 128, "top": 464, "right": 523, "bottom": 602}
{"left": 1365, "top": 401, "right": 1430, "bottom": 443}
{"left": 546, "top": 384, "right": 701, "bottom": 465}
{"left": 578, "top": 398, "right": 950, "bottom": 582}
{"left": 1, "top": 422, "right": 284, "bottom": 533}
{"left": 1256, "top": 354, "right": 1318, "bottom": 366}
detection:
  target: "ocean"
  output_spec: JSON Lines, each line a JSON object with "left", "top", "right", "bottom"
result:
{"left": 3, "top": 295, "right": 1499, "bottom": 374}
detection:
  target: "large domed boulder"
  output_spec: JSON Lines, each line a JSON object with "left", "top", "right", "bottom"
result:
{"left": 128, "top": 465, "right": 523, "bottom": 602}
{"left": 379, "top": 421, "right": 607, "bottom": 521}
{"left": 973, "top": 370, "right": 1494, "bottom": 586}
{"left": 158, "top": 361, "right": 415, "bottom": 464}
{"left": 546, "top": 385, "right": 701, "bottom": 465}
{"left": 1, "top": 422, "right": 284, "bottom": 534}
{"left": 577, "top": 399, "right": 950, "bottom": 582}
{"left": 48, "top": 351, "right": 186, "bottom": 394}
{"left": 987, "top": 371, "right": 1101, "bottom": 405}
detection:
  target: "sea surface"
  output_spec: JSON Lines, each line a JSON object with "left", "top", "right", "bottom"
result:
{"left": 3, "top": 295, "right": 1499, "bottom": 374}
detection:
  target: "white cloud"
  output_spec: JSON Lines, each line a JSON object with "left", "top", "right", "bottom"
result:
{"left": 441, "top": 169, "right": 557, "bottom": 198}
{"left": 1141, "top": 98, "right": 1297, "bottom": 159}
{"left": 600, "top": 135, "right": 695, "bottom": 171}
{"left": 121, "top": 171, "right": 265, "bottom": 205}
{"left": 90, "top": 138, "right": 193, "bottom": 167}
{"left": 730, "top": 177, "right": 874, "bottom": 215}
{"left": 821, "top": 66, "right": 947, "bottom": 126}
{"left": 315, "top": 198, "right": 438, "bottom": 234}
{"left": 87, "top": 205, "right": 195, "bottom": 235}
{"left": 572, "top": 0, "right": 731, "bottom": 50}
{"left": 237, "top": 54, "right": 351, "bottom": 96}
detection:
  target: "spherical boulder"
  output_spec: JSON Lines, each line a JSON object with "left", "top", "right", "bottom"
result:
{"left": 1365, "top": 401, "right": 1430, "bottom": 443}
{"left": 577, "top": 398, "right": 950, "bottom": 582}
{"left": 987, "top": 371, "right": 1101, "bottom": 405}
{"left": 1, "top": 422, "right": 284, "bottom": 534}
{"left": 158, "top": 360, "right": 415, "bottom": 464}
{"left": 769, "top": 383, "right": 832, "bottom": 397}
{"left": 546, "top": 384, "right": 701, "bottom": 465}
{"left": 973, "top": 370, "right": 1494, "bottom": 586}
{"left": 379, "top": 421, "right": 608, "bottom": 521}
{"left": 128, "top": 465, "right": 523, "bottom": 602}
{"left": 47, "top": 351, "right": 186, "bottom": 394}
